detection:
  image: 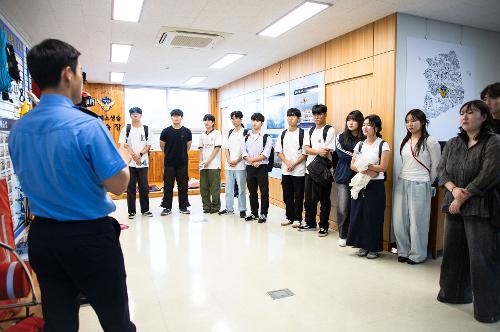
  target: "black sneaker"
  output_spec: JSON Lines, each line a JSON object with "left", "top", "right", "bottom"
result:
{"left": 398, "top": 256, "right": 409, "bottom": 263}
{"left": 142, "top": 211, "right": 153, "bottom": 217}
{"left": 218, "top": 209, "right": 229, "bottom": 215}
{"left": 180, "top": 208, "right": 191, "bottom": 215}
{"left": 203, "top": 210, "right": 210, "bottom": 213}
{"left": 245, "top": 214, "right": 258, "bottom": 221}
{"left": 318, "top": 228, "right": 328, "bottom": 237}
{"left": 239, "top": 211, "right": 246, "bottom": 218}
{"left": 298, "top": 224, "right": 317, "bottom": 231}
{"left": 160, "top": 208, "right": 171, "bottom": 216}
{"left": 128, "top": 212, "right": 136, "bottom": 219}
{"left": 258, "top": 214, "right": 267, "bottom": 223}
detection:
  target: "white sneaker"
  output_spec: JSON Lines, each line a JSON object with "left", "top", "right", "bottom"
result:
{"left": 281, "top": 220, "right": 293, "bottom": 226}
{"left": 338, "top": 238, "right": 347, "bottom": 247}
{"left": 292, "top": 221, "right": 301, "bottom": 228}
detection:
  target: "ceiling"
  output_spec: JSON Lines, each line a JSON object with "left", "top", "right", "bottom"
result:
{"left": 1, "top": 0, "right": 499, "bottom": 89}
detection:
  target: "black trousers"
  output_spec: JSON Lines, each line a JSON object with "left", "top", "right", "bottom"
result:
{"left": 127, "top": 166, "right": 150, "bottom": 214}
{"left": 281, "top": 175, "right": 305, "bottom": 222}
{"left": 438, "top": 214, "right": 500, "bottom": 322}
{"left": 28, "top": 217, "right": 136, "bottom": 332}
{"left": 162, "top": 165, "right": 190, "bottom": 209}
{"left": 304, "top": 174, "right": 332, "bottom": 229}
{"left": 246, "top": 165, "right": 269, "bottom": 215}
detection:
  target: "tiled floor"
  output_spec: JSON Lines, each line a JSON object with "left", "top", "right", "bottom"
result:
{"left": 79, "top": 196, "right": 498, "bottom": 332}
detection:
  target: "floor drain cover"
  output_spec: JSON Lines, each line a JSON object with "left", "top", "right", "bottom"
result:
{"left": 267, "top": 288, "right": 295, "bottom": 300}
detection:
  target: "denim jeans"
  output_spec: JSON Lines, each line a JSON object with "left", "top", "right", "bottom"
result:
{"left": 335, "top": 183, "right": 351, "bottom": 239}
{"left": 392, "top": 178, "right": 432, "bottom": 262}
{"left": 437, "top": 213, "right": 500, "bottom": 322}
{"left": 224, "top": 169, "right": 246, "bottom": 213}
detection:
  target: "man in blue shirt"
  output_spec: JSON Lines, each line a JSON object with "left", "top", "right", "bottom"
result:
{"left": 9, "top": 39, "right": 136, "bottom": 332}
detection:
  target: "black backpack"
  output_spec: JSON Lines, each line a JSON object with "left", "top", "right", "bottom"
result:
{"left": 357, "top": 139, "right": 387, "bottom": 181}
{"left": 245, "top": 133, "right": 274, "bottom": 172}
{"left": 280, "top": 128, "right": 304, "bottom": 151}
{"left": 126, "top": 124, "right": 149, "bottom": 142}
{"left": 308, "top": 125, "right": 338, "bottom": 168}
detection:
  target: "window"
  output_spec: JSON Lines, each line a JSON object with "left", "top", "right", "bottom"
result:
{"left": 124, "top": 87, "right": 209, "bottom": 150}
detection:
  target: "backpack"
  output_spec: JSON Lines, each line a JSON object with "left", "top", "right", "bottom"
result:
{"left": 280, "top": 128, "right": 304, "bottom": 151}
{"left": 308, "top": 125, "right": 338, "bottom": 168}
{"left": 245, "top": 133, "right": 275, "bottom": 172}
{"left": 357, "top": 139, "right": 387, "bottom": 181}
{"left": 126, "top": 124, "right": 149, "bottom": 143}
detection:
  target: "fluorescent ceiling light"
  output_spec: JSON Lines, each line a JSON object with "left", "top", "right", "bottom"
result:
{"left": 111, "top": 44, "right": 132, "bottom": 63}
{"left": 112, "top": 0, "right": 144, "bottom": 22}
{"left": 209, "top": 54, "right": 245, "bottom": 69}
{"left": 258, "top": 1, "right": 331, "bottom": 37}
{"left": 110, "top": 72, "right": 125, "bottom": 83}
{"left": 185, "top": 76, "right": 207, "bottom": 85}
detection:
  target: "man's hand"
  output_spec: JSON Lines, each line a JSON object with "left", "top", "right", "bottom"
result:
{"left": 452, "top": 187, "right": 471, "bottom": 203}
{"left": 251, "top": 161, "right": 260, "bottom": 168}
{"left": 319, "top": 148, "right": 330, "bottom": 158}
{"left": 449, "top": 199, "right": 463, "bottom": 214}
{"left": 229, "top": 160, "right": 238, "bottom": 167}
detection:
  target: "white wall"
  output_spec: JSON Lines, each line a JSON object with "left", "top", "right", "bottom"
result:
{"left": 393, "top": 13, "right": 500, "bottom": 180}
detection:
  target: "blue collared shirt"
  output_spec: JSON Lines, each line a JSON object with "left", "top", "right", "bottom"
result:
{"left": 9, "top": 94, "right": 126, "bottom": 221}
{"left": 241, "top": 131, "right": 273, "bottom": 166}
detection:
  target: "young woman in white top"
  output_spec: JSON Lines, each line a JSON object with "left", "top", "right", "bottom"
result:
{"left": 393, "top": 109, "right": 441, "bottom": 264}
{"left": 347, "top": 115, "right": 390, "bottom": 259}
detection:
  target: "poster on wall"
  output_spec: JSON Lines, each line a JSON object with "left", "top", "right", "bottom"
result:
{"left": 264, "top": 82, "right": 289, "bottom": 179}
{"left": 289, "top": 72, "right": 325, "bottom": 129}
{"left": 406, "top": 37, "right": 475, "bottom": 141}
{"left": 243, "top": 90, "right": 263, "bottom": 130}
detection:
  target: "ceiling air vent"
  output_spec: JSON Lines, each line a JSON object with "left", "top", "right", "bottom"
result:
{"left": 156, "top": 28, "right": 230, "bottom": 50}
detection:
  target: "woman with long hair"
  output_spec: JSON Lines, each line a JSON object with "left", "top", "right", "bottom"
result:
{"left": 393, "top": 109, "right": 441, "bottom": 264}
{"left": 347, "top": 114, "right": 390, "bottom": 259}
{"left": 436, "top": 100, "right": 500, "bottom": 323}
{"left": 334, "top": 110, "right": 364, "bottom": 246}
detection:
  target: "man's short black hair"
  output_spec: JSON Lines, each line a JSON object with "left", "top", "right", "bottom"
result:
{"left": 286, "top": 108, "right": 301, "bottom": 117}
{"left": 170, "top": 109, "right": 183, "bottom": 117}
{"left": 488, "top": 82, "right": 500, "bottom": 98}
{"left": 27, "top": 39, "right": 81, "bottom": 90}
{"left": 203, "top": 114, "right": 215, "bottom": 122}
{"left": 311, "top": 104, "right": 327, "bottom": 115}
{"left": 251, "top": 112, "right": 265, "bottom": 122}
{"left": 230, "top": 111, "right": 243, "bottom": 119}
{"left": 129, "top": 107, "right": 142, "bottom": 114}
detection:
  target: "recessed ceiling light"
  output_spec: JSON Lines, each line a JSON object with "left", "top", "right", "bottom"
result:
{"left": 258, "top": 1, "right": 331, "bottom": 38}
{"left": 185, "top": 76, "right": 207, "bottom": 85}
{"left": 110, "top": 72, "right": 125, "bottom": 83}
{"left": 111, "top": 44, "right": 132, "bottom": 63}
{"left": 209, "top": 54, "right": 245, "bottom": 69}
{"left": 112, "top": 0, "right": 144, "bottom": 22}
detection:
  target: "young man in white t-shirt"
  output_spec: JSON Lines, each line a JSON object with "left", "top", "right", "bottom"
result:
{"left": 276, "top": 108, "right": 307, "bottom": 227}
{"left": 199, "top": 114, "right": 222, "bottom": 213}
{"left": 118, "top": 107, "right": 153, "bottom": 219}
{"left": 219, "top": 111, "right": 247, "bottom": 218}
{"left": 300, "top": 104, "right": 336, "bottom": 237}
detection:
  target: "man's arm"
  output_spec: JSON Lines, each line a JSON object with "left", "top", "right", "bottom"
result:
{"left": 103, "top": 147, "right": 131, "bottom": 195}
{"left": 160, "top": 140, "right": 166, "bottom": 152}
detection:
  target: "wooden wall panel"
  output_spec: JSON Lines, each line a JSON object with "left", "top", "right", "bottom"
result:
{"left": 229, "top": 79, "right": 245, "bottom": 99}
{"left": 244, "top": 70, "right": 264, "bottom": 93}
{"left": 326, "top": 24, "right": 373, "bottom": 69}
{"left": 148, "top": 150, "right": 201, "bottom": 183}
{"left": 263, "top": 60, "right": 290, "bottom": 87}
{"left": 325, "top": 57, "right": 373, "bottom": 84}
{"left": 374, "top": 14, "right": 396, "bottom": 55}
{"left": 289, "top": 44, "right": 326, "bottom": 80}
{"left": 85, "top": 83, "right": 125, "bottom": 145}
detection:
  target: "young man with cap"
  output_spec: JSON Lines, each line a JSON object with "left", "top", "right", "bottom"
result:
{"left": 275, "top": 108, "right": 307, "bottom": 227}
{"left": 242, "top": 112, "right": 273, "bottom": 223}
{"left": 301, "top": 104, "right": 336, "bottom": 237}
{"left": 219, "top": 111, "right": 247, "bottom": 218}
{"left": 9, "top": 39, "right": 136, "bottom": 331}
{"left": 199, "top": 114, "right": 222, "bottom": 213}
{"left": 160, "top": 109, "right": 192, "bottom": 215}
{"left": 118, "top": 107, "right": 153, "bottom": 219}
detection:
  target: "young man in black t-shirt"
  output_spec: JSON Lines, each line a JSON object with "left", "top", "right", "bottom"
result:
{"left": 482, "top": 82, "right": 500, "bottom": 134}
{"left": 160, "top": 109, "right": 193, "bottom": 215}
